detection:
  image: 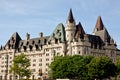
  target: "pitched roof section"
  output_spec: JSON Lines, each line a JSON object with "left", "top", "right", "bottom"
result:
{"left": 88, "top": 34, "right": 104, "bottom": 49}
{"left": 104, "top": 29, "right": 111, "bottom": 43}
{"left": 95, "top": 16, "right": 104, "bottom": 31}
{"left": 48, "top": 23, "right": 66, "bottom": 43}
{"left": 74, "top": 22, "right": 85, "bottom": 39}
{"left": 5, "top": 32, "right": 22, "bottom": 49}
{"left": 18, "top": 36, "right": 49, "bottom": 51}
{"left": 67, "top": 9, "right": 74, "bottom": 23}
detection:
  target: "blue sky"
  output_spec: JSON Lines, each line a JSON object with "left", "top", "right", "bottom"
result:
{"left": 0, "top": 0, "right": 120, "bottom": 48}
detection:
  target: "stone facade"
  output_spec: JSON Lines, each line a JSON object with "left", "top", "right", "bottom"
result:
{"left": 0, "top": 9, "right": 120, "bottom": 80}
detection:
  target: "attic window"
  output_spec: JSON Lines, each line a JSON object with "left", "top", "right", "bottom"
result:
{"left": 53, "top": 33, "right": 55, "bottom": 37}
{"left": 11, "top": 37, "right": 14, "bottom": 40}
{"left": 59, "top": 32, "right": 61, "bottom": 36}
{"left": 11, "top": 45, "right": 14, "bottom": 49}
{"left": 44, "top": 39, "right": 47, "bottom": 44}
{"left": 8, "top": 44, "right": 10, "bottom": 49}
{"left": 26, "top": 41, "right": 29, "bottom": 45}
{"left": 29, "top": 45, "right": 33, "bottom": 51}
{"left": 8, "top": 40, "right": 10, "bottom": 43}
{"left": 38, "top": 40, "right": 41, "bottom": 43}
{"left": 23, "top": 46, "right": 26, "bottom": 52}
{"left": 35, "top": 45, "right": 39, "bottom": 50}
{"left": 32, "top": 41, "right": 35, "bottom": 44}
{"left": 57, "top": 30, "right": 60, "bottom": 34}
{"left": 12, "top": 40, "right": 15, "bottom": 43}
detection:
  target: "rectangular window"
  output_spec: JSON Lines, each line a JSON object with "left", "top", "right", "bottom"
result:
{"left": 46, "top": 58, "right": 49, "bottom": 61}
{"left": 39, "top": 54, "right": 42, "bottom": 57}
{"left": 33, "top": 59, "right": 36, "bottom": 62}
{"left": 39, "top": 63, "right": 42, "bottom": 66}
{"left": 32, "top": 69, "right": 36, "bottom": 72}
{"left": 46, "top": 63, "right": 49, "bottom": 66}
{"left": 1, "top": 70, "right": 3, "bottom": 72}
{"left": 33, "top": 64, "right": 36, "bottom": 66}
{"left": 39, "top": 59, "right": 42, "bottom": 62}
{"left": 46, "top": 53, "right": 49, "bottom": 56}
{"left": 46, "top": 68, "right": 48, "bottom": 72}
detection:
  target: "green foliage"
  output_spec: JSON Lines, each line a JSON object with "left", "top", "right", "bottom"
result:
{"left": 49, "top": 55, "right": 94, "bottom": 79}
{"left": 115, "top": 57, "right": 120, "bottom": 80}
{"left": 10, "top": 53, "right": 31, "bottom": 79}
{"left": 78, "top": 55, "right": 94, "bottom": 80}
{"left": 87, "top": 56, "right": 117, "bottom": 80}
{"left": 116, "top": 57, "right": 120, "bottom": 74}
{"left": 49, "top": 55, "right": 116, "bottom": 80}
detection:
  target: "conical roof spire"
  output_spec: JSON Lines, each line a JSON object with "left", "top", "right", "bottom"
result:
{"left": 67, "top": 9, "right": 74, "bottom": 23}
{"left": 95, "top": 16, "right": 104, "bottom": 31}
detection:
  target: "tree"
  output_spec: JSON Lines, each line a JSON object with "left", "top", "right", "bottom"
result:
{"left": 87, "top": 56, "right": 116, "bottom": 80}
{"left": 79, "top": 55, "right": 94, "bottom": 80}
{"left": 71, "top": 55, "right": 94, "bottom": 80}
{"left": 49, "top": 56, "right": 73, "bottom": 79}
{"left": 115, "top": 57, "right": 120, "bottom": 80}
{"left": 49, "top": 55, "right": 116, "bottom": 80}
{"left": 10, "top": 53, "right": 31, "bottom": 80}
{"left": 49, "top": 55, "right": 94, "bottom": 79}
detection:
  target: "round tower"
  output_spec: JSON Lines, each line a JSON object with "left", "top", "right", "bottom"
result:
{"left": 65, "top": 9, "right": 76, "bottom": 42}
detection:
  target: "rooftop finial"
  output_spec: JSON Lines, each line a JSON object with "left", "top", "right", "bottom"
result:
{"left": 67, "top": 8, "right": 74, "bottom": 23}
{"left": 95, "top": 16, "right": 104, "bottom": 31}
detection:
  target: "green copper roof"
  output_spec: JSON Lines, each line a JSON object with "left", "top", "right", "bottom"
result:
{"left": 48, "top": 23, "right": 66, "bottom": 43}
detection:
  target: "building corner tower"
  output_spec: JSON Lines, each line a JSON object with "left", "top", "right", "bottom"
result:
{"left": 65, "top": 9, "right": 76, "bottom": 55}
{"left": 65, "top": 9, "right": 76, "bottom": 42}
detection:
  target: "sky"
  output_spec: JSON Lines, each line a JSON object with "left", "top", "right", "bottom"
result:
{"left": 0, "top": 0, "right": 120, "bottom": 48}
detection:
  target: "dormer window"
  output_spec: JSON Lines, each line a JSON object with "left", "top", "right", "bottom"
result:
{"left": 8, "top": 40, "right": 10, "bottom": 44}
{"left": 11, "top": 45, "right": 14, "bottom": 49}
{"left": 26, "top": 41, "right": 29, "bottom": 45}
{"left": 29, "top": 45, "right": 33, "bottom": 51}
{"left": 56, "top": 29, "right": 60, "bottom": 34}
{"left": 38, "top": 40, "right": 41, "bottom": 44}
{"left": 32, "top": 41, "right": 35, "bottom": 45}
{"left": 12, "top": 39, "right": 15, "bottom": 43}
{"left": 35, "top": 45, "right": 39, "bottom": 50}
{"left": 11, "top": 37, "right": 14, "bottom": 40}
{"left": 23, "top": 46, "right": 26, "bottom": 52}
{"left": 44, "top": 39, "right": 47, "bottom": 45}
{"left": 8, "top": 44, "right": 10, "bottom": 49}
{"left": 59, "top": 32, "right": 61, "bottom": 36}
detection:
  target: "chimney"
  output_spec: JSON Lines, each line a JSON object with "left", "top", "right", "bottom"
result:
{"left": 26, "top": 33, "right": 30, "bottom": 40}
{"left": 39, "top": 32, "right": 43, "bottom": 38}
